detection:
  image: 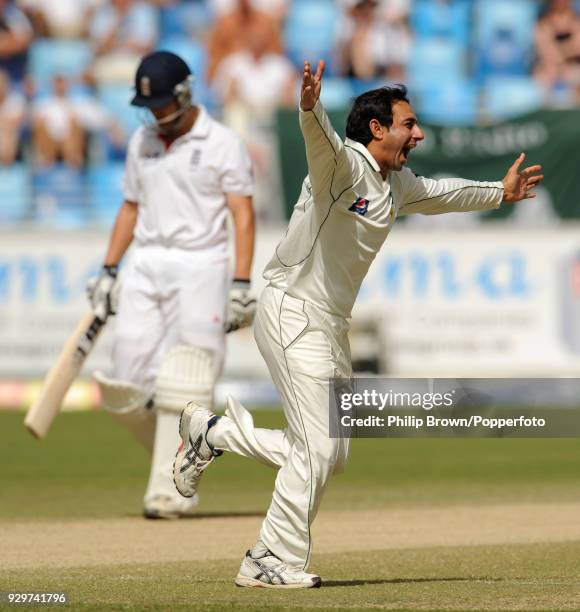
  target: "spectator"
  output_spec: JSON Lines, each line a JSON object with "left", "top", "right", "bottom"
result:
{"left": 17, "top": 0, "right": 103, "bottom": 39}
{"left": 214, "top": 22, "right": 296, "bottom": 115}
{"left": 0, "top": 0, "right": 33, "bottom": 83}
{"left": 0, "top": 68, "right": 25, "bottom": 164}
{"left": 337, "top": 0, "right": 411, "bottom": 82}
{"left": 74, "top": 89, "right": 125, "bottom": 153}
{"left": 534, "top": 0, "right": 580, "bottom": 98}
{"left": 209, "top": 0, "right": 288, "bottom": 24}
{"left": 207, "top": 0, "right": 281, "bottom": 82}
{"left": 213, "top": 23, "right": 295, "bottom": 224}
{"left": 374, "top": 0, "right": 410, "bottom": 23}
{"left": 32, "top": 74, "right": 85, "bottom": 167}
{"left": 89, "top": 0, "right": 158, "bottom": 85}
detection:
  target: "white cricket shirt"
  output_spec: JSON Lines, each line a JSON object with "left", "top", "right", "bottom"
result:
{"left": 123, "top": 105, "right": 254, "bottom": 254}
{"left": 263, "top": 99, "right": 504, "bottom": 318}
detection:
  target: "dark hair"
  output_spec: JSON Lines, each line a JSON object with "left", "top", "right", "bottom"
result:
{"left": 345, "top": 85, "right": 410, "bottom": 146}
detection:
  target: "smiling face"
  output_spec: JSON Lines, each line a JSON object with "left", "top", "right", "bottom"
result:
{"left": 367, "top": 101, "right": 425, "bottom": 175}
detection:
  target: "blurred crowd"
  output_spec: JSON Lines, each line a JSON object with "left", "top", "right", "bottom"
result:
{"left": 1, "top": 0, "right": 579, "bottom": 225}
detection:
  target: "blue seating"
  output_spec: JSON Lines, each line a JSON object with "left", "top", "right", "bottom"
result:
{"left": 87, "top": 162, "right": 125, "bottom": 226}
{"left": 97, "top": 84, "right": 146, "bottom": 151}
{"left": 159, "top": 1, "right": 214, "bottom": 38}
{"left": 28, "top": 39, "right": 92, "bottom": 91}
{"left": 411, "top": 0, "right": 471, "bottom": 47}
{"left": 97, "top": 84, "right": 142, "bottom": 144}
{"left": 157, "top": 37, "right": 207, "bottom": 81}
{"left": 284, "top": 1, "right": 339, "bottom": 74}
{"left": 407, "top": 39, "right": 466, "bottom": 90}
{"left": 482, "top": 76, "right": 543, "bottom": 119}
{"left": 351, "top": 78, "right": 386, "bottom": 98}
{"left": 474, "top": 0, "right": 538, "bottom": 80}
{"left": 33, "top": 166, "right": 88, "bottom": 229}
{"left": 320, "top": 78, "right": 354, "bottom": 110}
{"left": 0, "top": 163, "right": 32, "bottom": 223}
{"left": 415, "top": 79, "right": 479, "bottom": 126}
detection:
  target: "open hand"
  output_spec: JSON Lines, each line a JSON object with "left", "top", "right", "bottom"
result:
{"left": 501, "top": 153, "right": 544, "bottom": 203}
{"left": 300, "top": 60, "right": 325, "bottom": 111}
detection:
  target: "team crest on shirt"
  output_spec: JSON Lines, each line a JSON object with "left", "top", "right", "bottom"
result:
{"left": 349, "top": 196, "right": 370, "bottom": 216}
{"left": 140, "top": 76, "right": 151, "bottom": 97}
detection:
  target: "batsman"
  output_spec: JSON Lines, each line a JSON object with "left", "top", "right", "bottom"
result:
{"left": 87, "top": 51, "right": 256, "bottom": 519}
{"left": 173, "top": 60, "right": 544, "bottom": 588}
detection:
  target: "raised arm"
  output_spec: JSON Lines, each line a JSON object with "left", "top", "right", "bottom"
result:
{"left": 396, "top": 171, "right": 504, "bottom": 216}
{"left": 299, "top": 60, "right": 354, "bottom": 196}
{"left": 397, "top": 153, "right": 543, "bottom": 216}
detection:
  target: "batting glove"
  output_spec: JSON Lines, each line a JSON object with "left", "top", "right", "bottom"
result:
{"left": 86, "top": 265, "right": 120, "bottom": 322}
{"left": 225, "top": 279, "right": 257, "bottom": 333}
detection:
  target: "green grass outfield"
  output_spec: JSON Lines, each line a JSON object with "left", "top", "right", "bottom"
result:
{"left": 1, "top": 410, "right": 580, "bottom": 610}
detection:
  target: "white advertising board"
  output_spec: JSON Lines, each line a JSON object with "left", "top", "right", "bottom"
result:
{"left": 355, "top": 227, "right": 580, "bottom": 376}
{"left": 0, "top": 229, "right": 281, "bottom": 379}
{"left": 0, "top": 226, "right": 579, "bottom": 378}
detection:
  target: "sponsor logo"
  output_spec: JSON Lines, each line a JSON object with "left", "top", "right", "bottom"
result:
{"left": 349, "top": 196, "right": 370, "bottom": 216}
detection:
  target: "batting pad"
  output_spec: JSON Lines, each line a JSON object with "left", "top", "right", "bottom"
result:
{"left": 155, "top": 345, "right": 215, "bottom": 413}
{"left": 93, "top": 371, "right": 155, "bottom": 453}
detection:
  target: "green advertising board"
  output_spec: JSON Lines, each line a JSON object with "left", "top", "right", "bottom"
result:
{"left": 276, "top": 108, "right": 580, "bottom": 220}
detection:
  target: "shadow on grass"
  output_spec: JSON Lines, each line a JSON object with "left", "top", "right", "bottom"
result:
{"left": 130, "top": 511, "right": 265, "bottom": 520}
{"left": 324, "top": 576, "right": 505, "bottom": 587}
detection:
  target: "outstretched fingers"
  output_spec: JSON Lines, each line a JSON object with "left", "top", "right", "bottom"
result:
{"left": 526, "top": 174, "right": 544, "bottom": 187}
{"left": 314, "top": 59, "right": 325, "bottom": 82}
{"left": 302, "top": 61, "right": 312, "bottom": 87}
{"left": 510, "top": 152, "right": 526, "bottom": 172}
{"left": 301, "top": 59, "right": 324, "bottom": 110}
{"left": 523, "top": 172, "right": 544, "bottom": 199}
{"left": 521, "top": 164, "right": 542, "bottom": 178}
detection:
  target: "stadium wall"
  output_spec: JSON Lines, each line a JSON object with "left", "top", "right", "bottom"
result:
{"left": 0, "top": 226, "right": 579, "bottom": 385}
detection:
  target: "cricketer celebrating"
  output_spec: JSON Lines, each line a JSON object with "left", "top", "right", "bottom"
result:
{"left": 87, "top": 51, "right": 256, "bottom": 519}
{"left": 174, "top": 60, "right": 544, "bottom": 587}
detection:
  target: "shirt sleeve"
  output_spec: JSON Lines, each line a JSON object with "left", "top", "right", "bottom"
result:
{"left": 298, "top": 99, "right": 357, "bottom": 198}
{"left": 396, "top": 168, "right": 504, "bottom": 216}
{"left": 123, "top": 136, "right": 140, "bottom": 203}
{"left": 219, "top": 135, "right": 254, "bottom": 196}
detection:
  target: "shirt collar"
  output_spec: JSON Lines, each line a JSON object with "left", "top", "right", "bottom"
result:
{"left": 173, "top": 105, "right": 211, "bottom": 144}
{"left": 148, "top": 105, "right": 212, "bottom": 147}
{"left": 188, "top": 105, "right": 211, "bottom": 139}
{"left": 345, "top": 137, "right": 381, "bottom": 173}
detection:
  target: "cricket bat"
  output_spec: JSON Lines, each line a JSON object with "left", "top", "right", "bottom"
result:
{"left": 24, "top": 313, "right": 105, "bottom": 439}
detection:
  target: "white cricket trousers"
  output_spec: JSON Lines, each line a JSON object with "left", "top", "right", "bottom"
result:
{"left": 211, "top": 285, "right": 351, "bottom": 569}
{"left": 112, "top": 245, "right": 228, "bottom": 503}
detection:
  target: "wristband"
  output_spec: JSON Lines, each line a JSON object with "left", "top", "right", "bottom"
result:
{"left": 103, "top": 265, "right": 119, "bottom": 278}
{"left": 232, "top": 278, "right": 251, "bottom": 290}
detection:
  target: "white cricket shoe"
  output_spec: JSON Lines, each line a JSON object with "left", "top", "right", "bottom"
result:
{"left": 173, "top": 402, "right": 221, "bottom": 498}
{"left": 143, "top": 494, "right": 199, "bottom": 520}
{"left": 235, "top": 550, "right": 322, "bottom": 589}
